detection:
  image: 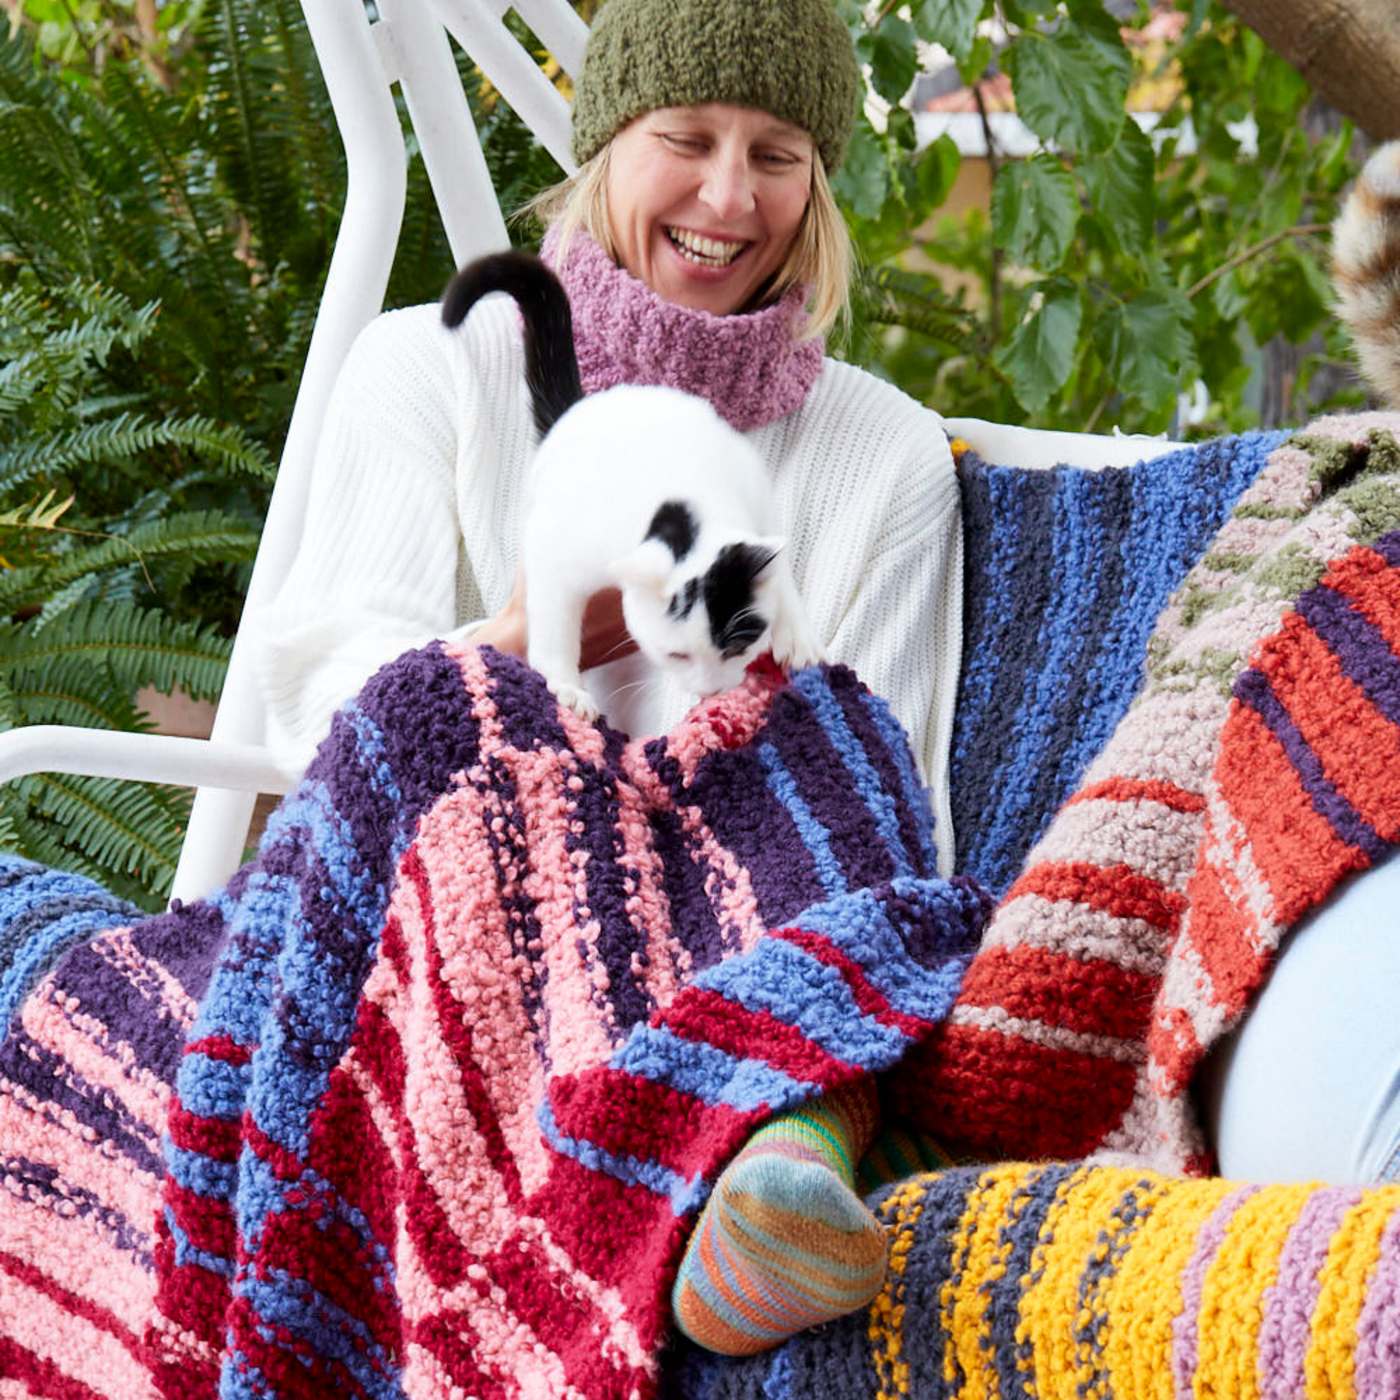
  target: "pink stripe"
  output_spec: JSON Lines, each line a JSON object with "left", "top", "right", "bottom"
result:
{"left": 406, "top": 782, "right": 551, "bottom": 1190}
{"left": 1257, "top": 1185, "right": 1364, "bottom": 1400}
{"left": 0, "top": 1175, "right": 156, "bottom": 1334}
{"left": 20, "top": 995, "right": 168, "bottom": 1143}
{"left": 0, "top": 1255, "right": 152, "bottom": 1397}
{"left": 513, "top": 747, "right": 623, "bottom": 1076}
{"left": 610, "top": 773, "right": 684, "bottom": 1015}
{"left": 382, "top": 850, "right": 538, "bottom": 1252}
{"left": 1172, "top": 1184, "right": 1262, "bottom": 1400}
{"left": 0, "top": 1090, "right": 162, "bottom": 1241}
{"left": 1353, "top": 1195, "right": 1400, "bottom": 1399}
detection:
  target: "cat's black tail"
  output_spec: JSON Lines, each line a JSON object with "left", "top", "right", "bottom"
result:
{"left": 440, "top": 250, "right": 583, "bottom": 437}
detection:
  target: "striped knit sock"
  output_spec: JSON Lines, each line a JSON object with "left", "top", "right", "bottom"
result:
{"left": 855, "top": 1121, "right": 961, "bottom": 1195}
{"left": 671, "top": 1079, "right": 887, "bottom": 1355}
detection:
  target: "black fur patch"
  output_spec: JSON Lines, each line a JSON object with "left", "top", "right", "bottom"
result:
{"left": 646, "top": 501, "right": 698, "bottom": 562}
{"left": 703, "top": 543, "right": 776, "bottom": 658}
{"left": 668, "top": 577, "right": 702, "bottom": 620}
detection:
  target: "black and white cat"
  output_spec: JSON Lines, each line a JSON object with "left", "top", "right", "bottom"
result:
{"left": 441, "top": 251, "right": 823, "bottom": 721}
{"left": 1333, "top": 139, "right": 1400, "bottom": 406}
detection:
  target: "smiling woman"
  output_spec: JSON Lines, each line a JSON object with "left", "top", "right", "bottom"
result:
{"left": 605, "top": 104, "right": 815, "bottom": 318}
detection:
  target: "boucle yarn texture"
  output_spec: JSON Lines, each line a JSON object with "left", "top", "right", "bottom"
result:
{"left": 900, "top": 411, "right": 1400, "bottom": 1174}
{"left": 0, "top": 651, "right": 982, "bottom": 1400}
{"left": 570, "top": 0, "right": 861, "bottom": 172}
{"left": 543, "top": 225, "right": 824, "bottom": 431}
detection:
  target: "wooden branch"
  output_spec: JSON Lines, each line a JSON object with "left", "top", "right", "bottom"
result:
{"left": 1220, "top": 0, "right": 1400, "bottom": 142}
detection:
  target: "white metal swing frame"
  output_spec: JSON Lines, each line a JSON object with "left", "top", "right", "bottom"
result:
{"left": 0, "top": 0, "right": 1178, "bottom": 905}
{"left": 0, "top": 0, "right": 588, "bottom": 904}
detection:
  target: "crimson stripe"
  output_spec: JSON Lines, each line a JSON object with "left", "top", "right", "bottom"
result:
{"left": 0, "top": 1248, "right": 142, "bottom": 1363}
{"left": 774, "top": 925, "right": 933, "bottom": 1039}
{"left": 1069, "top": 776, "right": 1206, "bottom": 813}
{"left": 182, "top": 1034, "right": 252, "bottom": 1067}
{"left": 547, "top": 1066, "right": 760, "bottom": 1181}
{"left": 405, "top": 845, "right": 525, "bottom": 1211}
{"left": 957, "top": 944, "right": 1157, "bottom": 1041}
{"left": 406, "top": 1311, "right": 510, "bottom": 1400}
{"left": 0, "top": 1335, "right": 105, "bottom": 1400}
{"left": 661, "top": 986, "right": 851, "bottom": 1082}
{"left": 1004, "top": 860, "right": 1186, "bottom": 930}
{"left": 223, "top": 1297, "right": 375, "bottom": 1400}
{"left": 166, "top": 1097, "right": 240, "bottom": 1163}
{"left": 902, "top": 1021, "right": 1138, "bottom": 1160}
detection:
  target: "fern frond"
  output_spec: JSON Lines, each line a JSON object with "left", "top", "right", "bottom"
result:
{"left": 0, "top": 410, "right": 275, "bottom": 491}
{"left": 2, "top": 600, "right": 232, "bottom": 705}
{"left": 15, "top": 770, "right": 184, "bottom": 885}
{"left": 0, "top": 509, "right": 260, "bottom": 613}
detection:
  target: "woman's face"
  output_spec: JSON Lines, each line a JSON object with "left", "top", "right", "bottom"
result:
{"left": 604, "top": 103, "right": 814, "bottom": 317}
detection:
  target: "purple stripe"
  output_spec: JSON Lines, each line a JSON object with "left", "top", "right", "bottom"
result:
{"left": 1, "top": 1154, "right": 155, "bottom": 1266}
{"left": 1257, "top": 1185, "right": 1364, "bottom": 1400}
{"left": 650, "top": 806, "right": 727, "bottom": 974}
{"left": 1172, "top": 1184, "right": 1262, "bottom": 1400}
{"left": 568, "top": 757, "right": 653, "bottom": 1036}
{"left": 1369, "top": 529, "right": 1400, "bottom": 571}
{"left": 0, "top": 1033, "right": 164, "bottom": 1176}
{"left": 1354, "top": 1197, "right": 1400, "bottom": 1399}
{"left": 678, "top": 742, "right": 826, "bottom": 929}
{"left": 1297, "top": 579, "right": 1400, "bottom": 727}
{"left": 765, "top": 683, "right": 896, "bottom": 894}
{"left": 1234, "top": 668, "right": 1388, "bottom": 859}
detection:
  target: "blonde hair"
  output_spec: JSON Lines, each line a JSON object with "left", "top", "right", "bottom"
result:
{"left": 519, "top": 141, "right": 852, "bottom": 341}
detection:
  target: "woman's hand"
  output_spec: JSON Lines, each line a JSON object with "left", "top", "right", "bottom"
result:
{"left": 474, "top": 571, "right": 637, "bottom": 671}
{"left": 579, "top": 586, "right": 637, "bottom": 671}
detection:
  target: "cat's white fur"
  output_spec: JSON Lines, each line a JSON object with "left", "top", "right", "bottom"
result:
{"left": 521, "top": 383, "right": 823, "bottom": 720}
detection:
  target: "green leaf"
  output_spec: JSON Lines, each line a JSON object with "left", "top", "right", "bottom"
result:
{"left": 862, "top": 14, "right": 918, "bottom": 105}
{"left": 1003, "top": 24, "right": 1128, "bottom": 155}
{"left": 915, "top": 133, "right": 961, "bottom": 215}
{"left": 831, "top": 117, "right": 890, "bottom": 221}
{"left": 1093, "top": 287, "right": 1195, "bottom": 409}
{"left": 994, "top": 279, "right": 1083, "bottom": 412}
{"left": 991, "top": 153, "right": 1079, "bottom": 270}
{"left": 911, "top": 0, "right": 984, "bottom": 62}
{"left": 1079, "top": 117, "right": 1154, "bottom": 255}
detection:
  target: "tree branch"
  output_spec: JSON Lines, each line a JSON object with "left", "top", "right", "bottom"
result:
{"left": 1220, "top": 0, "right": 1400, "bottom": 142}
{"left": 1186, "top": 223, "right": 1329, "bottom": 299}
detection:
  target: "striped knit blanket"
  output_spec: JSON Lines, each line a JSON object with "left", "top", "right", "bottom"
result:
{"left": 7, "top": 412, "right": 1400, "bottom": 1400}
{"left": 0, "top": 650, "right": 984, "bottom": 1400}
{"left": 895, "top": 410, "right": 1400, "bottom": 1174}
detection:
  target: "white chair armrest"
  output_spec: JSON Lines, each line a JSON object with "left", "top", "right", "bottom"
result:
{"left": 0, "top": 727, "right": 298, "bottom": 794}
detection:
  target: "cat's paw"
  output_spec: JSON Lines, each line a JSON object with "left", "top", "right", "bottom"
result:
{"left": 770, "top": 618, "right": 826, "bottom": 673}
{"left": 551, "top": 680, "right": 600, "bottom": 722}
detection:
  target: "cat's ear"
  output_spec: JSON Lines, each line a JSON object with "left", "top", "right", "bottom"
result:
{"left": 609, "top": 539, "right": 673, "bottom": 593}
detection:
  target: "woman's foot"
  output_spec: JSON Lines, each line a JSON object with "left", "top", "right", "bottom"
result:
{"left": 671, "top": 1080, "right": 887, "bottom": 1355}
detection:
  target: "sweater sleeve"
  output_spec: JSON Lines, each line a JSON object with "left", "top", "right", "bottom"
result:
{"left": 248, "top": 306, "right": 473, "bottom": 774}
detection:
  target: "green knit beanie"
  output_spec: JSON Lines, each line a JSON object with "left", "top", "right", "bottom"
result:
{"left": 570, "top": 0, "right": 861, "bottom": 174}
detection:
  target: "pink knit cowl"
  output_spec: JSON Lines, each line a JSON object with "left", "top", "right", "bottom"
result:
{"left": 542, "top": 226, "right": 825, "bottom": 431}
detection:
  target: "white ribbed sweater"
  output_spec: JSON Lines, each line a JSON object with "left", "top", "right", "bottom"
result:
{"left": 250, "top": 298, "right": 963, "bottom": 870}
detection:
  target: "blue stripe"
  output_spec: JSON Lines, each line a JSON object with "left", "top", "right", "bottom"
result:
{"left": 756, "top": 742, "right": 847, "bottom": 898}
{"left": 346, "top": 705, "right": 405, "bottom": 806}
{"left": 163, "top": 1140, "right": 239, "bottom": 1200}
{"left": 536, "top": 1096, "right": 707, "bottom": 1216}
{"left": 793, "top": 669, "right": 913, "bottom": 879}
{"left": 163, "top": 1202, "right": 234, "bottom": 1277}
{"left": 0, "top": 904, "right": 134, "bottom": 1027}
{"left": 860, "top": 690, "right": 939, "bottom": 872}
{"left": 611, "top": 1023, "right": 810, "bottom": 1111}
{"left": 233, "top": 1268, "right": 401, "bottom": 1399}
{"left": 697, "top": 935, "right": 910, "bottom": 1069}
